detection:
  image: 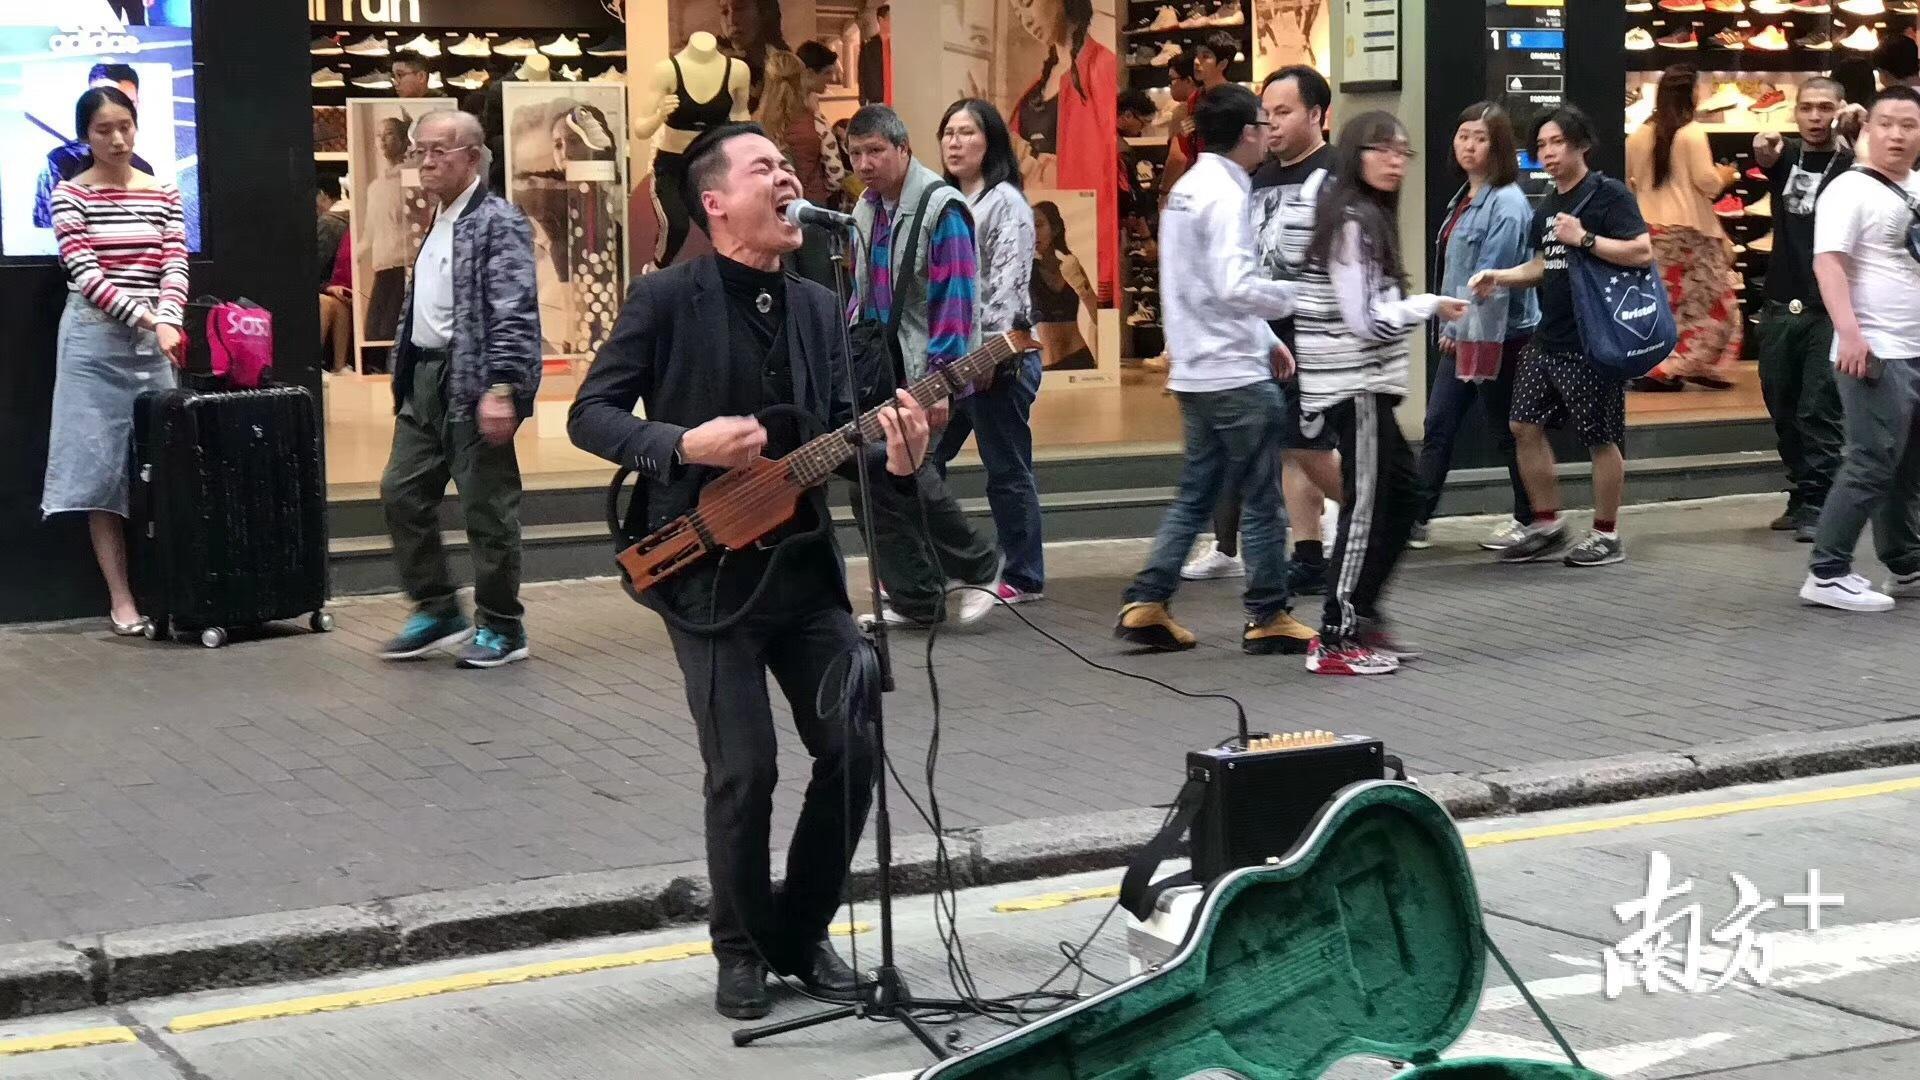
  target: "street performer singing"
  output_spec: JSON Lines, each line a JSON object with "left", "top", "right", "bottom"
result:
{"left": 568, "top": 122, "right": 932, "bottom": 1022}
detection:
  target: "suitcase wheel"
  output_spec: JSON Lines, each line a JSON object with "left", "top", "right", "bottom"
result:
{"left": 199, "top": 627, "right": 228, "bottom": 649}
{"left": 310, "top": 611, "right": 335, "bottom": 633}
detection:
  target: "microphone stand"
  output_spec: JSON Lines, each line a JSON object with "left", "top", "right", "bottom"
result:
{"left": 732, "top": 221, "right": 985, "bottom": 1057}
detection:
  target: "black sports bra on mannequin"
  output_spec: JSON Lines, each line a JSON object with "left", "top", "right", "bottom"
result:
{"left": 666, "top": 57, "right": 737, "bottom": 134}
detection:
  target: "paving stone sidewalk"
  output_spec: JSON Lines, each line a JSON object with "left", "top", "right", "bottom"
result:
{"left": 2, "top": 496, "right": 1917, "bottom": 949}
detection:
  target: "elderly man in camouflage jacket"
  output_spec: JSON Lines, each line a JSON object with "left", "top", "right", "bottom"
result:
{"left": 377, "top": 110, "right": 542, "bottom": 669}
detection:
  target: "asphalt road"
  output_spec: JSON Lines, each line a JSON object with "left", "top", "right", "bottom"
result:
{"left": 8, "top": 765, "right": 1920, "bottom": 1079}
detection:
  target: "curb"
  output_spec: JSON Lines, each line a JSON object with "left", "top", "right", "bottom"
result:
{"left": 5, "top": 718, "right": 1919, "bottom": 1019}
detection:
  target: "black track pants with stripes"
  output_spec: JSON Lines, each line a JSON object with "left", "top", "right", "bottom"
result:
{"left": 1318, "top": 392, "right": 1422, "bottom": 642}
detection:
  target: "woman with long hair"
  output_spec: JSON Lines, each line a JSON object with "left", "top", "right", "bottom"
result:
{"left": 933, "top": 98, "right": 1047, "bottom": 603}
{"left": 1626, "top": 63, "right": 1742, "bottom": 390}
{"left": 1294, "top": 111, "right": 1466, "bottom": 675}
{"left": 756, "top": 49, "right": 829, "bottom": 204}
{"left": 1009, "top": 0, "right": 1118, "bottom": 301}
{"left": 720, "top": 0, "right": 790, "bottom": 110}
{"left": 43, "top": 87, "right": 188, "bottom": 635}
{"left": 1030, "top": 199, "right": 1097, "bottom": 370}
{"left": 1412, "top": 103, "right": 1541, "bottom": 552}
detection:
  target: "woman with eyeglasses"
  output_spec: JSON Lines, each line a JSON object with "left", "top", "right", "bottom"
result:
{"left": 1292, "top": 111, "right": 1467, "bottom": 676}
{"left": 43, "top": 86, "right": 188, "bottom": 636}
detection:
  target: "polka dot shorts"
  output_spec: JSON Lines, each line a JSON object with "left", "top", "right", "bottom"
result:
{"left": 1511, "top": 342, "right": 1627, "bottom": 448}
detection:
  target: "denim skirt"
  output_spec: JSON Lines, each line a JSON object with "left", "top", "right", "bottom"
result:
{"left": 42, "top": 295, "right": 176, "bottom": 519}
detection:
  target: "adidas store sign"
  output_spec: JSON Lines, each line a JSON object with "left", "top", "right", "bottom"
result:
{"left": 50, "top": 27, "right": 140, "bottom": 54}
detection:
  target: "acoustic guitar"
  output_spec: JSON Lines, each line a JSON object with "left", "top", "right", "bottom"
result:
{"left": 614, "top": 330, "right": 1036, "bottom": 596}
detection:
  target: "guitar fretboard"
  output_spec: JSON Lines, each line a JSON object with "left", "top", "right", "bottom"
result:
{"left": 786, "top": 333, "right": 1023, "bottom": 488}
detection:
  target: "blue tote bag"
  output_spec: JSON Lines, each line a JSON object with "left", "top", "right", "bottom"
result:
{"left": 1564, "top": 175, "right": 1676, "bottom": 378}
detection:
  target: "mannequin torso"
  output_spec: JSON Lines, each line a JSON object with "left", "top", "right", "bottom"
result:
{"left": 637, "top": 33, "right": 752, "bottom": 155}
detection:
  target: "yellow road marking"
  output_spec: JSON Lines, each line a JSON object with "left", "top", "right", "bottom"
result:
{"left": 165, "top": 921, "right": 872, "bottom": 1035}
{"left": 0, "top": 1026, "right": 139, "bottom": 1056}
{"left": 994, "top": 886, "right": 1121, "bottom": 913}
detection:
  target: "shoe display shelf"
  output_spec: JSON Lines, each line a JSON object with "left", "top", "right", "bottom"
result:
{"left": 1121, "top": 0, "right": 1254, "bottom": 89}
{"left": 308, "top": 26, "right": 626, "bottom": 115}
{"left": 1621, "top": 0, "right": 1915, "bottom": 362}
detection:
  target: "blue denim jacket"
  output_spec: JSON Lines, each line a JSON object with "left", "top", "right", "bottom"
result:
{"left": 1436, "top": 182, "right": 1539, "bottom": 378}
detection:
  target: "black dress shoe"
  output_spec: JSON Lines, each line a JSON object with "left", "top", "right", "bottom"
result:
{"left": 800, "top": 940, "right": 862, "bottom": 1002}
{"left": 715, "top": 956, "right": 772, "bottom": 1020}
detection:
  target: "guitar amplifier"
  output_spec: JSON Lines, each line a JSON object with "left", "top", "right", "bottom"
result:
{"left": 1187, "top": 731, "right": 1387, "bottom": 882}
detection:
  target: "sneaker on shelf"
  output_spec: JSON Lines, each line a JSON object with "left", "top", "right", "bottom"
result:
{"left": 1791, "top": 0, "right": 1832, "bottom": 10}
{"left": 1709, "top": 28, "right": 1749, "bottom": 49}
{"left": 1243, "top": 611, "right": 1318, "bottom": 656}
{"left": 494, "top": 37, "right": 538, "bottom": 56}
{"left": 310, "top": 34, "right": 343, "bottom": 55}
{"left": 1749, "top": 230, "right": 1773, "bottom": 254}
{"left": 1307, "top": 638, "right": 1400, "bottom": 676}
{"left": 447, "top": 69, "right": 490, "bottom": 90}
{"left": 343, "top": 34, "right": 391, "bottom": 56}
{"left": 1748, "top": 0, "right": 1791, "bottom": 8}
{"left": 1627, "top": 0, "right": 1653, "bottom": 8}
{"left": 1142, "top": 352, "right": 1171, "bottom": 372}
{"left": 1496, "top": 520, "right": 1570, "bottom": 564}
{"left": 350, "top": 72, "right": 394, "bottom": 89}
{"left": 1115, "top": 601, "right": 1197, "bottom": 651}
{"left": 1625, "top": 28, "right": 1656, "bottom": 50}
{"left": 1127, "top": 43, "right": 1159, "bottom": 65}
{"left": 1894, "top": 0, "right": 1918, "bottom": 12}
{"left": 1659, "top": 0, "right": 1705, "bottom": 8}
{"left": 456, "top": 627, "right": 530, "bottom": 669}
{"left": 558, "top": 64, "right": 584, "bottom": 80}
{"left": 585, "top": 33, "right": 627, "bottom": 57}
{"left": 428, "top": 72, "right": 444, "bottom": 90}
{"left": 1745, "top": 165, "right": 1770, "bottom": 181}
{"left": 1699, "top": 82, "right": 1746, "bottom": 110}
{"left": 1749, "top": 87, "right": 1788, "bottom": 111}
{"left": 449, "top": 33, "right": 492, "bottom": 57}
{"left": 1838, "top": 0, "right": 1884, "bottom": 11}
{"left": 1799, "top": 29, "right": 1835, "bottom": 51}
{"left": 1564, "top": 530, "right": 1625, "bottom": 567}
{"left": 1746, "top": 25, "right": 1790, "bottom": 49}
{"left": 1151, "top": 41, "right": 1182, "bottom": 65}
{"left": 311, "top": 68, "right": 345, "bottom": 88}
{"left": 1706, "top": 0, "right": 1746, "bottom": 9}
{"left": 1407, "top": 523, "right": 1432, "bottom": 550}
{"left": 1713, "top": 193, "right": 1746, "bottom": 216}
{"left": 378, "top": 611, "right": 474, "bottom": 661}
{"left": 1210, "top": 3, "right": 1246, "bottom": 25}
{"left": 588, "top": 67, "right": 626, "bottom": 83}
{"left": 1837, "top": 24, "right": 1879, "bottom": 50}
{"left": 995, "top": 582, "right": 1043, "bottom": 605}
{"left": 1657, "top": 25, "right": 1699, "bottom": 48}
{"left": 1357, "top": 617, "right": 1422, "bottom": 662}
{"left": 1150, "top": 4, "right": 1182, "bottom": 30}
{"left": 1126, "top": 302, "right": 1158, "bottom": 326}
{"left": 1480, "top": 518, "right": 1530, "bottom": 551}
{"left": 1181, "top": 543, "right": 1245, "bottom": 580}
{"left": 396, "top": 33, "right": 441, "bottom": 57}
{"left": 1286, "top": 558, "right": 1327, "bottom": 597}
{"left": 1746, "top": 193, "right": 1771, "bottom": 217}
{"left": 540, "top": 34, "right": 584, "bottom": 57}
{"left": 1886, "top": 569, "right": 1920, "bottom": 598}
{"left": 1799, "top": 571, "right": 1893, "bottom": 611}
{"left": 1180, "top": 2, "right": 1214, "bottom": 28}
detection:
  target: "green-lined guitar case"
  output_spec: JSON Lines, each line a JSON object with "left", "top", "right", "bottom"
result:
{"left": 915, "top": 780, "right": 1610, "bottom": 1080}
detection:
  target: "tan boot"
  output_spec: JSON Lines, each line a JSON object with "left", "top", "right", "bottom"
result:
{"left": 1242, "top": 610, "right": 1317, "bottom": 655}
{"left": 1114, "top": 601, "right": 1197, "bottom": 651}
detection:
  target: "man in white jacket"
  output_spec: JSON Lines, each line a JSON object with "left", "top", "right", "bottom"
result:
{"left": 1116, "top": 84, "right": 1318, "bottom": 656}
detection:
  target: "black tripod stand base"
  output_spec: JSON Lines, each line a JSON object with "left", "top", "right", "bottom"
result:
{"left": 732, "top": 1004, "right": 856, "bottom": 1047}
{"left": 731, "top": 968, "right": 954, "bottom": 1058}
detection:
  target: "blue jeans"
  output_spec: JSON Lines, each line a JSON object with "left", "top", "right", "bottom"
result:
{"left": 1125, "top": 381, "right": 1291, "bottom": 621}
{"left": 1418, "top": 336, "right": 1531, "bottom": 525}
{"left": 935, "top": 349, "right": 1045, "bottom": 592}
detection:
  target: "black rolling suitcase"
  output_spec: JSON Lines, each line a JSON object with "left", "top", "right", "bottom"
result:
{"left": 131, "top": 385, "right": 333, "bottom": 648}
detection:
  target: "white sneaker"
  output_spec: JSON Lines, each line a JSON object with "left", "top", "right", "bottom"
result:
{"left": 396, "top": 33, "right": 441, "bottom": 57}
{"left": 946, "top": 582, "right": 999, "bottom": 627}
{"left": 539, "top": 34, "right": 584, "bottom": 57}
{"left": 1407, "top": 523, "right": 1432, "bottom": 550}
{"left": 1799, "top": 572, "right": 1894, "bottom": 612}
{"left": 1480, "top": 518, "right": 1529, "bottom": 550}
{"left": 1886, "top": 570, "right": 1920, "bottom": 598}
{"left": 1180, "top": 544, "right": 1245, "bottom": 580}
{"left": 448, "top": 33, "right": 492, "bottom": 57}
{"left": 859, "top": 604, "right": 931, "bottom": 631}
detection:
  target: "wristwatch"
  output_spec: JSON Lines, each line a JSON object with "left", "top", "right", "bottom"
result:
{"left": 1579, "top": 232, "right": 1598, "bottom": 252}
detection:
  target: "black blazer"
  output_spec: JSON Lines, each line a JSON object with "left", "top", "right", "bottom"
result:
{"left": 568, "top": 256, "right": 898, "bottom": 617}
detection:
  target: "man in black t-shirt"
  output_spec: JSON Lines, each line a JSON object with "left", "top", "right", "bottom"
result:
{"left": 1471, "top": 106, "right": 1652, "bottom": 569}
{"left": 1753, "top": 76, "right": 1851, "bottom": 541}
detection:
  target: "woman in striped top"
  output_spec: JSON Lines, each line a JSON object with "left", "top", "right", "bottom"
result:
{"left": 42, "top": 86, "right": 189, "bottom": 636}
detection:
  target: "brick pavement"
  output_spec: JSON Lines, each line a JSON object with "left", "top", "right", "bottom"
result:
{"left": 2, "top": 496, "right": 1918, "bottom": 948}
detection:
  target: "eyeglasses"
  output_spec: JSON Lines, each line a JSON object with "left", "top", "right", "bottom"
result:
{"left": 1364, "top": 143, "right": 1418, "bottom": 161}
{"left": 406, "top": 143, "right": 475, "bottom": 163}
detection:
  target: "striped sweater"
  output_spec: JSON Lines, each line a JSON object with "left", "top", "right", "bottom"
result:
{"left": 51, "top": 181, "right": 189, "bottom": 330}
{"left": 1277, "top": 180, "right": 1443, "bottom": 414}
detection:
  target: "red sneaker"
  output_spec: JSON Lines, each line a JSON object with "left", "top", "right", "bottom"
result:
{"left": 1713, "top": 194, "right": 1745, "bottom": 217}
{"left": 1745, "top": 165, "right": 1768, "bottom": 181}
{"left": 994, "top": 582, "right": 1043, "bottom": 605}
{"left": 1306, "top": 639, "right": 1401, "bottom": 676}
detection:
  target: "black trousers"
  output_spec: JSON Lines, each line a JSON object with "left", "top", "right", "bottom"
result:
{"left": 1321, "top": 393, "right": 1422, "bottom": 642}
{"left": 665, "top": 604, "right": 877, "bottom": 969}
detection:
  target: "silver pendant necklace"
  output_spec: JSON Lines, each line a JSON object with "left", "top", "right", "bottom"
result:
{"left": 755, "top": 290, "right": 773, "bottom": 315}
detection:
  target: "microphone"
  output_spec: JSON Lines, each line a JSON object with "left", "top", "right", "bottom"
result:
{"left": 784, "top": 199, "right": 858, "bottom": 230}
